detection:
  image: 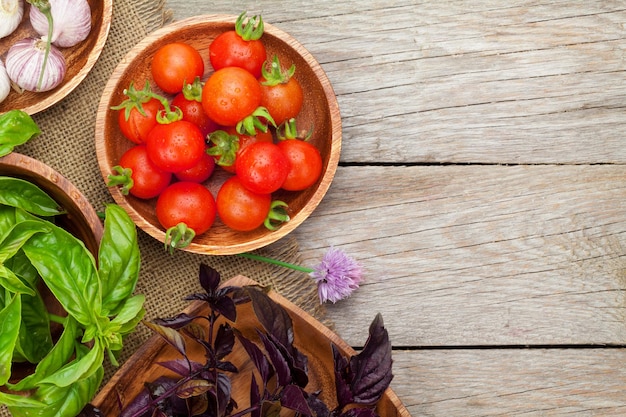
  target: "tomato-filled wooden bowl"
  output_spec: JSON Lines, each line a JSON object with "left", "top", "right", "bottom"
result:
{"left": 0, "top": 0, "right": 113, "bottom": 115}
{"left": 95, "top": 14, "right": 341, "bottom": 255}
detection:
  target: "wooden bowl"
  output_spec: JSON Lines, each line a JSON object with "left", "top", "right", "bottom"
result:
{"left": 95, "top": 15, "right": 341, "bottom": 255}
{"left": 0, "top": 0, "right": 113, "bottom": 115}
{"left": 0, "top": 152, "right": 103, "bottom": 256}
{"left": 92, "top": 275, "right": 410, "bottom": 417}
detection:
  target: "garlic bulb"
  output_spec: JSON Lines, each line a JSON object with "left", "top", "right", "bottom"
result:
{"left": 0, "top": 0, "right": 24, "bottom": 39}
{"left": 6, "top": 37, "right": 66, "bottom": 92}
{"left": 30, "top": 0, "right": 91, "bottom": 48}
{"left": 0, "top": 59, "right": 10, "bottom": 103}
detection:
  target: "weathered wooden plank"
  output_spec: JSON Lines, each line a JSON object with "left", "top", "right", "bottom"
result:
{"left": 292, "top": 165, "right": 626, "bottom": 346}
{"left": 168, "top": 1, "right": 626, "bottom": 164}
{"left": 391, "top": 348, "right": 626, "bottom": 416}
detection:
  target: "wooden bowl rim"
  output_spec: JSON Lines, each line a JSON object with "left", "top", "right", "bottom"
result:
{"left": 92, "top": 275, "right": 411, "bottom": 417}
{"left": 0, "top": 152, "right": 104, "bottom": 245}
{"left": 95, "top": 14, "right": 341, "bottom": 255}
{"left": 0, "top": 0, "right": 113, "bottom": 115}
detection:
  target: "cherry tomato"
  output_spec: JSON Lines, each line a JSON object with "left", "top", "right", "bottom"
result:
{"left": 117, "top": 98, "right": 163, "bottom": 144}
{"left": 259, "top": 75, "right": 303, "bottom": 126}
{"left": 235, "top": 141, "right": 290, "bottom": 194}
{"left": 151, "top": 42, "right": 204, "bottom": 94}
{"left": 201, "top": 67, "right": 262, "bottom": 127}
{"left": 114, "top": 145, "right": 172, "bottom": 199}
{"left": 171, "top": 79, "right": 219, "bottom": 137}
{"left": 217, "top": 176, "right": 271, "bottom": 231}
{"left": 208, "top": 127, "right": 273, "bottom": 174}
{"left": 278, "top": 140, "right": 323, "bottom": 191}
{"left": 156, "top": 181, "right": 216, "bottom": 236}
{"left": 146, "top": 120, "right": 206, "bottom": 173}
{"left": 209, "top": 31, "right": 266, "bottom": 78}
{"left": 175, "top": 151, "right": 215, "bottom": 183}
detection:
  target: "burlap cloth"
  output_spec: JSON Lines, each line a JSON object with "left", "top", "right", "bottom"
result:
{"left": 1, "top": 1, "right": 328, "bottom": 414}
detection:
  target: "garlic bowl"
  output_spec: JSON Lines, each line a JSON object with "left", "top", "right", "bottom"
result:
{"left": 0, "top": 0, "right": 112, "bottom": 114}
{"left": 95, "top": 15, "right": 341, "bottom": 255}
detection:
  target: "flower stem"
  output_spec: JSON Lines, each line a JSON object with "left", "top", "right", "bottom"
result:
{"left": 237, "top": 252, "right": 313, "bottom": 273}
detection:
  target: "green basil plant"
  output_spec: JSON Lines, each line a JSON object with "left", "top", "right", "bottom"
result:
{"left": 0, "top": 177, "right": 143, "bottom": 417}
{"left": 0, "top": 110, "right": 41, "bottom": 157}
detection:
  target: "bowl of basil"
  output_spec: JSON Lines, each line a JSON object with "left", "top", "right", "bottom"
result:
{"left": 0, "top": 152, "right": 145, "bottom": 417}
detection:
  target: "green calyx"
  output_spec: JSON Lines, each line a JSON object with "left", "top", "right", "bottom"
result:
{"left": 207, "top": 130, "right": 239, "bottom": 167}
{"left": 260, "top": 55, "right": 296, "bottom": 87}
{"left": 277, "top": 118, "right": 314, "bottom": 141}
{"left": 110, "top": 81, "right": 182, "bottom": 124}
{"left": 235, "top": 11, "right": 264, "bottom": 41}
{"left": 264, "top": 200, "right": 290, "bottom": 231}
{"left": 164, "top": 223, "right": 196, "bottom": 254}
{"left": 236, "top": 106, "right": 276, "bottom": 136}
{"left": 106, "top": 166, "right": 134, "bottom": 196}
{"left": 181, "top": 77, "right": 204, "bottom": 102}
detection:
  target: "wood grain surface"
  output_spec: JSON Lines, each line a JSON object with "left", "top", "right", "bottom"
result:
{"left": 164, "top": 1, "right": 626, "bottom": 415}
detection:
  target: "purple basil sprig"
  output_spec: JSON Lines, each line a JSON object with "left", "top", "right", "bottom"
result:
{"left": 87, "top": 264, "right": 392, "bottom": 417}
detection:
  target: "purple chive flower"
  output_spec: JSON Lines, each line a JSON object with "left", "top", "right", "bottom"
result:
{"left": 310, "top": 247, "right": 363, "bottom": 303}
{"left": 238, "top": 247, "right": 364, "bottom": 304}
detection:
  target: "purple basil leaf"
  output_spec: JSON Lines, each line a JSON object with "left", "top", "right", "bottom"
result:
{"left": 144, "top": 321, "right": 187, "bottom": 358}
{"left": 216, "top": 372, "right": 235, "bottom": 417}
{"left": 246, "top": 286, "right": 294, "bottom": 349}
{"left": 153, "top": 312, "right": 196, "bottom": 329}
{"left": 120, "top": 386, "right": 152, "bottom": 417}
{"left": 280, "top": 384, "right": 314, "bottom": 416}
{"left": 306, "top": 391, "right": 331, "bottom": 417}
{"left": 176, "top": 378, "right": 213, "bottom": 399}
{"left": 199, "top": 263, "right": 221, "bottom": 295}
{"left": 213, "top": 294, "right": 237, "bottom": 322}
{"left": 258, "top": 330, "right": 292, "bottom": 387}
{"left": 332, "top": 344, "right": 354, "bottom": 408}
{"left": 234, "top": 328, "right": 274, "bottom": 385}
{"left": 349, "top": 313, "right": 393, "bottom": 406}
{"left": 156, "top": 358, "right": 202, "bottom": 377}
{"left": 250, "top": 375, "right": 261, "bottom": 417}
{"left": 214, "top": 323, "right": 235, "bottom": 359}
{"left": 266, "top": 331, "right": 308, "bottom": 388}
{"left": 216, "top": 359, "right": 238, "bottom": 373}
{"left": 340, "top": 407, "right": 380, "bottom": 417}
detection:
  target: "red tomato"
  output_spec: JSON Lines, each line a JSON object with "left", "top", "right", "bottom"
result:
{"left": 146, "top": 120, "right": 206, "bottom": 173}
{"left": 175, "top": 151, "right": 215, "bottom": 183}
{"left": 278, "top": 140, "right": 323, "bottom": 191}
{"left": 209, "top": 31, "right": 266, "bottom": 78}
{"left": 201, "top": 67, "right": 262, "bottom": 127}
{"left": 217, "top": 176, "right": 271, "bottom": 231}
{"left": 235, "top": 141, "right": 290, "bottom": 194}
{"left": 259, "top": 76, "right": 303, "bottom": 126}
{"left": 117, "top": 98, "right": 163, "bottom": 144}
{"left": 151, "top": 42, "right": 204, "bottom": 94}
{"left": 156, "top": 182, "right": 216, "bottom": 236}
{"left": 171, "top": 81, "right": 219, "bottom": 137}
{"left": 208, "top": 127, "right": 273, "bottom": 174}
{"left": 116, "top": 145, "right": 172, "bottom": 199}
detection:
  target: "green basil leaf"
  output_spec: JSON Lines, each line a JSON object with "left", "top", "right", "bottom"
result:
{"left": 0, "top": 110, "right": 41, "bottom": 157}
{"left": 0, "top": 390, "right": 46, "bottom": 408}
{"left": 0, "top": 294, "right": 21, "bottom": 385}
{"left": 110, "top": 294, "right": 145, "bottom": 326}
{"left": 0, "top": 177, "right": 64, "bottom": 216}
{"left": 8, "top": 316, "right": 78, "bottom": 392}
{"left": 38, "top": 338, "right": 104, "bottom": 388}
{"left": 8, "top": 355, "right": 103, "bottom": 417}
{"left": 98, "top": 204, "right": 140, "bottom": 315}
{"left": 14, "top": 290, "right": 53, "bottom": 364}
{"left": 21, "top": 214, "right": 102, "bottom": 327}
{"left": 0, "top": 219, "right": 50, "bottom": 263}
{"left": 0, "top": 264, "right": 35, "bottom": 296}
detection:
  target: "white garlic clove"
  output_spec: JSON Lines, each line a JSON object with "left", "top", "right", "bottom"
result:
{"left": 0, "top": 0, "right": 24, "bottom": 39}
{"left": 30, "top": 0, "right": 92, "bottom": 48}
{"left": 6, "top": 37, "right": 67, "bottom": 92}
{"left": 0, "top": 59, "right": 10, "bottom": 103}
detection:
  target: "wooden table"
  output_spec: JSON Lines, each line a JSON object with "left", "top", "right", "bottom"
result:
{"left": 167, "top": 2, "right": 626, "bottom": 415}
